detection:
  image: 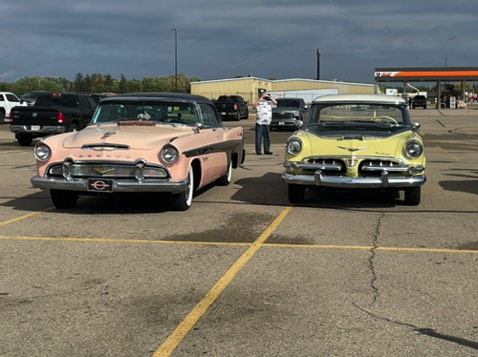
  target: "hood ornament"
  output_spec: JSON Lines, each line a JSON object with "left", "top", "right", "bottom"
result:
{"left": 101, "top": 131, "right": 116, "bottom": 139}
{"left": 93, "top": 166, "right": 115, "bottom": 174}
{"left": 337, "top": 145, "right": 368, "bottom": 152}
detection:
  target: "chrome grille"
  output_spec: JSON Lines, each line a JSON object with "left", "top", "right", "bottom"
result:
{"left": 359, "top": 159, "right": 408, "bottom": 176}
{"left": 47, "top": 162, "right": 169, "bottom": 179}
{"left": 273, "top": 113, "right": 294, "bottom": 120}
{"left": 301, "top": 158, "right": 346, "bottom": 174}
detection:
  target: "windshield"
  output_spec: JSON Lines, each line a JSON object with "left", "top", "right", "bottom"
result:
{"left": 22, "top": 92, "right": 43, "bottom": 99}
{"left": 91, "top": 101, "right": 198, "bottom": 126}
{"left": 277, "top": 99, "right": 301, "bottom": 108}
{"left": 308, "top": 103, "right": 406, "bottom": 127}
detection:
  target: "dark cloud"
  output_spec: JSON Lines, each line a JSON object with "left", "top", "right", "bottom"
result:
{"left": 1, "top": 0, "right": 477, "bottom": 83}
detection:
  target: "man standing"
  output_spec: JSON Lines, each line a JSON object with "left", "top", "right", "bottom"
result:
{"left": 252, "top": 91, "right": 277, "bottom": 155}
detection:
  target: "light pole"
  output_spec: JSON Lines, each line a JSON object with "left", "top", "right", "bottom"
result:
{"left": 171, "top": 28, "right": 178, "bottom": 91}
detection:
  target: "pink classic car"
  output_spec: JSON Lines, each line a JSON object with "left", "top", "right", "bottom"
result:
{"left": 31, "top": 93, "right": 245, "bottom": 210}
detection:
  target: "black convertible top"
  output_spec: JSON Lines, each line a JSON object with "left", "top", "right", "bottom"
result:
{"left": 101, "top": 92, "right": 212, "bottom": 104}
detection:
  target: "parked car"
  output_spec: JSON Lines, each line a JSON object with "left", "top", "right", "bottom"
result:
{"left": 0, "top": 92, "right": 27, "bottom": 123}
{"left": 213, "top": 95, "right": 249, "bottom": 121}
{"left": 282, "top": 94, "right": 426, "bottom": 205}
{"left": 271, "top": 97, "right": 309, "bottom": 130}
{"left": 10, "top": 92, "right": 98, "bottom": 146}
{"left": 411, "top": 95, "right": 427, "bottom": 109}
{"left": 31, "top": 93, "right": 245, "bottom": 211}
{"left": 20, "top": 91, "right": 52, "bottom": 106}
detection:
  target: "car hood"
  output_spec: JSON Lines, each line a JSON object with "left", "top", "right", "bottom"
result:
{"left": 62, "top": 123, "right": 193, "bottom": 149}
{"left": 294, "top": 128, "right": 422, "bottom": 158}
{"left": 273, "top": 106, "right": 301, "bottom": 112}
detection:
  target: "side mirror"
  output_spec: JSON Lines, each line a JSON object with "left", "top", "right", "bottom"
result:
{"left": 193, "top": 123, "right": 204, "bottom": 133}
{"left": 412, "top": 122, "right": 421, "bottom": 131}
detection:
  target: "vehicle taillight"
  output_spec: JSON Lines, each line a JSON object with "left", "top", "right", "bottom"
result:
{"left": 57, "top": 111, "right": 64, "bottom": 123}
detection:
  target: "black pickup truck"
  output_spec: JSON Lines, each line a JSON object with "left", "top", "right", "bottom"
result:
{"left": 10, "top": 92, "right": 97, "bottom": 146}
{"left": 213, "top": 95, "right": 249, "bottom": 121}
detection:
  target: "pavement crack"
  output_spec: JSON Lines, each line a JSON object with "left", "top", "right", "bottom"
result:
{"left": 368, "top": 213, "right": 383, "bottom": 306}
{"left": 352, "top": 302, "right": 478, "bottom": 351}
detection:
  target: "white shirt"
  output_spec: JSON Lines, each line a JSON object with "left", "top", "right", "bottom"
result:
{"left": 255, "top": 99, "right": 274, "bottom": 125}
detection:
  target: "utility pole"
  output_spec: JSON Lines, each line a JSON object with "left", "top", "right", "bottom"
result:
{"left": 171, "top": 28, "right": 178, "bottom": 92}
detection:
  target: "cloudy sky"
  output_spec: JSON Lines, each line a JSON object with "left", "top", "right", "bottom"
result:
{"left": 1, "top": 0, "right": 477, "bottom": 84}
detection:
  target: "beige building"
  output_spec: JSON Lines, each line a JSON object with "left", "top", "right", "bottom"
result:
{"left": 190, "top": 77, "right": 377, "bottom": 103}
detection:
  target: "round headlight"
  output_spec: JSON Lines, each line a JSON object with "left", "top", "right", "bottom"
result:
{"left": 405, "top": 140, "right": 423, "bottom": 158}
{"left": 34, "top": 143, "right": 51, "bottom": 161}
{"left": 287, "top": 139, "right": 302, "bottom": 155}
{"left": 161, "top": 145, "right": 179, "bottom": 163}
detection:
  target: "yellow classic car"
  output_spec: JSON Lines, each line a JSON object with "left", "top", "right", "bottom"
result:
{"left": 282, "top": 94, "right": 426, "bottom": 205}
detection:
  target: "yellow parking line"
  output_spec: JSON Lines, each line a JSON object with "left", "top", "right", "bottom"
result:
{"left": 0, "top": 234, "right": 250, "bottom": 247}
{"left": 264, "top": 243, "right": 478, "bottom": 254}
{"left": 152, "top": 206, "right": 292, "bottom": 357}
{"left": 0, "top": 211, "right": 46, "bottom": 227}
{"left": 436, "top": 145, "right": 460, "bottom": 162}
{"left": 0, "top": 235, "right": 476, "bottom": 254}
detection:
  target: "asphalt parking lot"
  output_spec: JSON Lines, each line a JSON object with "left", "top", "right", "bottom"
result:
{"left": 0, "top": 107, "right": 477, "bottom": 357}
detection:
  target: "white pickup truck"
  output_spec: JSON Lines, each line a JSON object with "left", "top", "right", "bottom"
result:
{"left": 0, "top": 92, "right": 27, "bottom": 123}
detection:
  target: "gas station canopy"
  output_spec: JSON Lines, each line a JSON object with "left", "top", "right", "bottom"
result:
{"left": 374, "top": 67, "right": 478, "bottom": 82}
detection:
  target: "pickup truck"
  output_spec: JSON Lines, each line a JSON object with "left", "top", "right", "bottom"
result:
{"left": 270, "top": 97, "right": 309, "bottom": 130}
{"left": 0, "top": 92, "right": 27, "bottom": 124}
{"left": 213, "top": 95, "right": 249, "bottom": 121}
{"left": 411, "top": 95, "right": 427, "bottom": 109}
{"left": 10, "top": 92, "right": 98, "bottom": 146}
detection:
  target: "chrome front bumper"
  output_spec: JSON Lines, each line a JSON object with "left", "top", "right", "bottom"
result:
{"left": 31, "top": 176, "right": 189, "bottom": 193}
{"left": 282, "top": 170, "right": 426, "bottom": 188}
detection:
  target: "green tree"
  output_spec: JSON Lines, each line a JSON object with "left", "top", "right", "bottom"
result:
{"left": 118, "top": 74, "right": 128, "bottom": 93}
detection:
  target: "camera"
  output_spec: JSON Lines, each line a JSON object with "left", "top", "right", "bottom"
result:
{"left": 263, "top": 95, "right": 271, "bottom": 101}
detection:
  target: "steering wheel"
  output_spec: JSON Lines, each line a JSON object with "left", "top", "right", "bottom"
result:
{"left": 164, "top": 116, "right": 185, "bottom": 124}
{"left": 371, "top": 116, "right": 399, "bottom": 125}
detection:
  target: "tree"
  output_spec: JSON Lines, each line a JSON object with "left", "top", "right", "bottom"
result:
{"left": 0, "top": 72, "right": 201, "bottom": 95}
{"left": 119, "top": 74, "right": 128, "bottom": 93}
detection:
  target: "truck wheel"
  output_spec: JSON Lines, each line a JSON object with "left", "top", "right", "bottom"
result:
{"left": 288, "top": 184, "right": 306, "bottom": 203}
{"left": 50, "top": 189, "right": 79, "bottom": 209}
{"left": 170, "top": 166, "right": 194, "bottom": 211}
{"left": 17, "top": 134, "right": 33, "bottom": 146}
{"left": 235, "top": 112, "right": 240, "bottom": 121}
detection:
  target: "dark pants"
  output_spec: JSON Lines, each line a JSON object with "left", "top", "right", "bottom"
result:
{"left": 255, "top": 124, "right": 271, "bottom": 153}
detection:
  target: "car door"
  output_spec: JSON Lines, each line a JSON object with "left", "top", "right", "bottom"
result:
{"left": 196, "top": 103, "right": 231, "bottom": 184}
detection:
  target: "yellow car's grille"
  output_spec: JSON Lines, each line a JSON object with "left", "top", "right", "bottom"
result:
{"left": 303, "top": 158, "right": 346, "bottom": 174}
{"left": 298, "top": 157, "right": 410, "bottom": 177}
{"left": 359, "top": 159, "right": 409, "bottom": 176}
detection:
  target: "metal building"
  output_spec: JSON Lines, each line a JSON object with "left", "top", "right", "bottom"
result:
{"left": 190, "top": 77, "right": 377, "bottom": 103}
